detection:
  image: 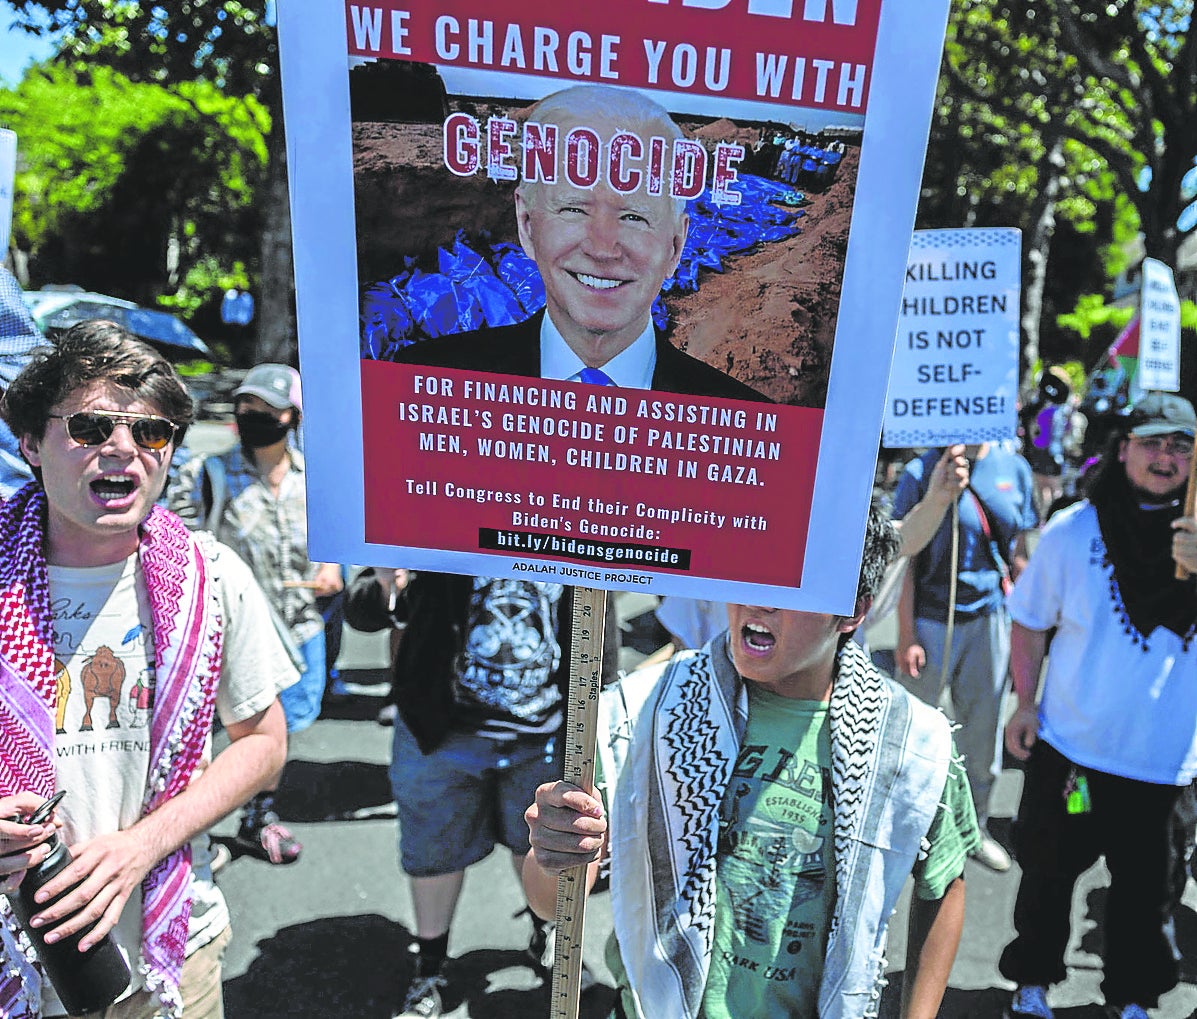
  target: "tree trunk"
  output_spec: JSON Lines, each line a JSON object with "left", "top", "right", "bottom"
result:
{"left": 254, "top": 103, "right": 297, "bottom": 365}
{"left": 1020, "top": 133, "right": 1065, "bottom": 388}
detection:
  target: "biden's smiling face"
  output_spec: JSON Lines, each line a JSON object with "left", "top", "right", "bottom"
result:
{"left": 516, "top": 170, "right": 687, "bottom": 370}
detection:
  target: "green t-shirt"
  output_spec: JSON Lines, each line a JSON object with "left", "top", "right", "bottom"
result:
{"left": 700, "top": 684, "right": 835, "bottom": 1018}
{"left": 914, "top": 743, "right": 980, "bottom": 901}
{"left": 603, "top": 681, "right": 980, "bottom": 1019}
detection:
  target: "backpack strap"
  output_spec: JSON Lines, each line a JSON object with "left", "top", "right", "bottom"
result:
{"left": 199, "top": 455, "right": 228, "bottom": 542}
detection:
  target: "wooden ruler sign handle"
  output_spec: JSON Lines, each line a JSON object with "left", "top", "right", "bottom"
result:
{"left": 1177, "top": 444, "right": 1197, "bottom": 581}
{"left": 549, "top": 586, "right": 607, "bottom": 1019}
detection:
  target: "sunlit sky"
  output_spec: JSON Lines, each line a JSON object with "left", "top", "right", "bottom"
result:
{"left": 0, "top": 7, "right": 55, "bottom": 86}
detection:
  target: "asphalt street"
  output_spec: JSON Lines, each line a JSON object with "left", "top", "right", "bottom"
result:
{"left": 206, "top": 607, "right": 1197, "bottom": 1019}
{"left": 184, "top": 425, "right": 1197, "bottom": 1018}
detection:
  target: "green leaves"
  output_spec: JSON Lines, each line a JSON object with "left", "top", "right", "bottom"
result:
{"left": 3, "top": 59, "right": 267, "bottom": 321}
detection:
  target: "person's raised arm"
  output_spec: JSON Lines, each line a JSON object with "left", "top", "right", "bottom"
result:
{"left": 896, "top": 565, "right": 925, "bottom": 679}
{"left": 897, "top": 445, "right": 968, "bottom": 558}
{"left": 901, "top": 875, "right": 966, "bottom": 1019}
{"left": 522, "top": 780, "right": 608, "bottom": 920}
{"left": 1005, "top": 622, "right": 1048, "bottom": 760}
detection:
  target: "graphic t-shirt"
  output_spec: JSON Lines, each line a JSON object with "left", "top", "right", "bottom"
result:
{"left": 452, "top": 577, "right": 564, "bottom": 738}
{"left": 701, "top": 684, "right": 835, "bottom": 1018}
{"left": 42, "top": 544, "right": 293, "bottom": 1017}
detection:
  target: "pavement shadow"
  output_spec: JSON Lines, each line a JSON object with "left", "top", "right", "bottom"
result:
{"left": 224, "top": 913, "right": 412, "bottom": 1017}
{"left": 317, "top": 694, "right": 391, "bottom": 724}
{"left": 225, "top": 921, "right": 617, "bottom": 1019}
{"left": 275, "top": 758, "right": 395, "bottom": 823}
{"left": 446, "top": 947, "right": 618, "bottom": 1018}
{"left": 879, "top": 979, "right": 1106, "bottom": 1018}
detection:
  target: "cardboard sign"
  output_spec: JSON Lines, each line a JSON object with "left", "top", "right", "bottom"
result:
{"left": 883, "top": 228, "right": 1021, "bottom": 448}
{"left": 1138, "top": 257, "right": 1181, "bottom": 394}
{"left": 0, "top": 130, "right": 15, "bottom": 255}
{"left": 277, "top": 0, "right": 951, "bottom": 612}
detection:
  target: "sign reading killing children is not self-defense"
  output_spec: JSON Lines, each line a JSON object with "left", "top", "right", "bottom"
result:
{"left": 884, "top": 228, "right": 1021, "bottom": 449}
{"left": 278, "top": 0, "right": 953, "bottom": 612}
{"left": 1137, "top": 257, "right": 1181, "bottom": 395}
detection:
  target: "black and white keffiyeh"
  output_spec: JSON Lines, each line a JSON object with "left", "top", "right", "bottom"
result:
{"left": 602, "top": 637, "right": 948, "bottom": 1019}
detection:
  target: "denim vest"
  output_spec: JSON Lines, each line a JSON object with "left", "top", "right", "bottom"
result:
{"left": 600, "top": 639, "right": 952, "bottom": 1019}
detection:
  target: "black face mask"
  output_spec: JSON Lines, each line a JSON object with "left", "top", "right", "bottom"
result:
{"left": 236, "top": 410, "right": 290, "bottom": 449}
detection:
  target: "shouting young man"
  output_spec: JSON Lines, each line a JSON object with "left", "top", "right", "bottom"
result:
{"left": 0, "top": 321, "right": 293, "bottom": 1018}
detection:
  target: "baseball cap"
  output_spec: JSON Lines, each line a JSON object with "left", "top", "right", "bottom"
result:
{"left": 234, "top": 363, "right": 302, "bottom": 413}
{"left": 1127, "top": 392, "right": 1197, "bottom": 438}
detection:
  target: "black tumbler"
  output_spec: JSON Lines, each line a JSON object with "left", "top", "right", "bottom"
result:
{"left": 8, "top": 831, "right": 131, "bottom": 1015}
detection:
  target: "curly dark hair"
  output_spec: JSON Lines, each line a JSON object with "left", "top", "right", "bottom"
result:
{"left": 857, "top": 498, "right": 902, "bottom": 604}
{"left": 1, "top": 320, "right": 194, "bottom": 450}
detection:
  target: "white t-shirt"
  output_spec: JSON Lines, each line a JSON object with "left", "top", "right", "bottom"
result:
{"left": 654, "top": 597, "right": 728, "bottom": 650}
{"left": 43, "top": 541, "right": 295, "bottom": 1016}
{"left": 1007, "top": 500, "right": 1197, "bottom": 785}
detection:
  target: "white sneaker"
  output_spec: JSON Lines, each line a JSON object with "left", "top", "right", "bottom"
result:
{"left": 973, "top": 833, "right": 1012, "bottom": 872}
{"left": 392, "top": 973, "right": 446, "bottom": 1019}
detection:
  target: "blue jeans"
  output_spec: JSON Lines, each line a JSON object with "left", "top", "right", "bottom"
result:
{"left": 278, "top": 631, "right": 327, "bottom": 734}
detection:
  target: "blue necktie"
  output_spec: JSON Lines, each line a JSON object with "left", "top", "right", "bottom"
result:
{"left": 578, "top": 367, "right": 616, "bottom": 386}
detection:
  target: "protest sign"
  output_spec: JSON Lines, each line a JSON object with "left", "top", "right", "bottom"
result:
{"left": 0, "top": 130, "right": 15, "bottom": 255}
{"left": 1138, "top": 257, "right": 1181, "bottom": 394}
{"left": 883, "top": 227, "right": 1021, "bottom": 449}
{"left": 278, "top": 0, "right": 952, "bottom": 612}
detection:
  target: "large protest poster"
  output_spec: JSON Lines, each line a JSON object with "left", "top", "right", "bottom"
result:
{"left": 883, "top": 228, "right": 1022, "bottom": 449}
{"left": 0, "top": 129, "right": 15, "bottom": 255}
{"left": 278, "top": 0, "right": 952, "bottom": 612}
{"left": 1138, "top": 258, "right": 1182, "bottom": 394}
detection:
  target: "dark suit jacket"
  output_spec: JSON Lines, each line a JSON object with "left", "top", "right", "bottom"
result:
{"left": 395, "top": 311, "right": 771, "bottom": 402}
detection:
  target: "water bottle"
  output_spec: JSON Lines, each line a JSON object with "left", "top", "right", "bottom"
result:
{"left": 7, "top": 793, "right": 131, "bottom": 1015}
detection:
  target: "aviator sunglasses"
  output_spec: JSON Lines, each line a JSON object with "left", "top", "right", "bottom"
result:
{"left": 49, "top": 411, "right": 179, "bottom": 452}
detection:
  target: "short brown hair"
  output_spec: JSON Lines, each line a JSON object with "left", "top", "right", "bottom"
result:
{"left": 1, "top": 319, "right": 194, "bottom": 447}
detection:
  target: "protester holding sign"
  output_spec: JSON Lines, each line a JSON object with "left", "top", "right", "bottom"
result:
{"left": 892, "top": 442, "right": 1037, "bottom": 872}
{"left": 1000, "top": 393, "right": 1197, "bottom": 1019}
{"left": 523, "top": 504, "right": 980, "bottom": 1019}
{"left": 343, "top": 567, "right": 610, "bottom": 1019}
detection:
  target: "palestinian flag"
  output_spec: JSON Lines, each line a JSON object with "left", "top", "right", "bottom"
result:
{"left": 1106, "top": 315, "right": 1143, "bottom": 401}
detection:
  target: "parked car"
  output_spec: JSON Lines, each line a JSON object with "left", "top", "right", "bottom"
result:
{"left": 22, "top": 287, "right": 213, "bottom": 359}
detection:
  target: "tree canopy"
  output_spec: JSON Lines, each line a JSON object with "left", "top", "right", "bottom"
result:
{"left": 2, "top": 60, "right": 268, "bottom": 336}
{"left": 7, "top": 0, "right": 293, "bottom": 362}
{"left": 922, "top": 0, "right": 1196, "bottom": 373}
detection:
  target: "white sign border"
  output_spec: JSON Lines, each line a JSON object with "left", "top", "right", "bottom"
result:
{"left": 278, "top": 0, "right": 953, "bottom": 614}
{"left": 882, "top": 226, "right": 1022, "bottom": 448}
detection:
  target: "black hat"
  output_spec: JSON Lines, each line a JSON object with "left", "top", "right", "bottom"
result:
{"left": 1127, "top": 392, "right": 1197, "bottom": 438}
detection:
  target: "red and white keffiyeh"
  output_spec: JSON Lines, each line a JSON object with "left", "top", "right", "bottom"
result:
{"left": 0, "top": 484, "right": 223, "bottom": 1017}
